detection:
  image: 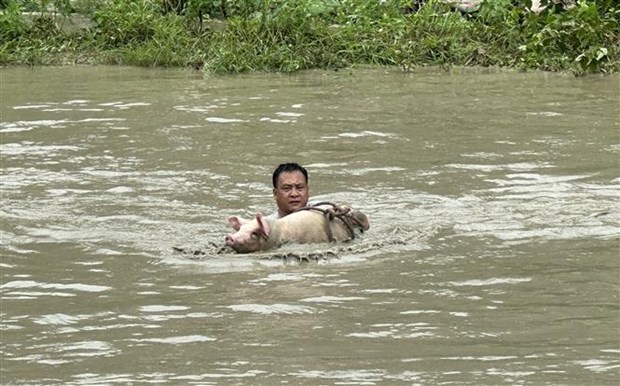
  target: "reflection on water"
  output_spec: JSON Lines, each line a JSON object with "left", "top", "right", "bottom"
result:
{"left": 1, "top": 67, "right": 619, "bottom": 385}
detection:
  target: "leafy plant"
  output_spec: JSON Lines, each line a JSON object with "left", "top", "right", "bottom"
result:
{"left": 517, "top": 0, "right": 618, "bottom": 73}
{"left": 0, "top": 0, "right": 28, "bottom": 41}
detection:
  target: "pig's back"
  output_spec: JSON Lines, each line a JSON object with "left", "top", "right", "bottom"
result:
{"left": 277, "top": 206, "right": 353, "bottom": 243}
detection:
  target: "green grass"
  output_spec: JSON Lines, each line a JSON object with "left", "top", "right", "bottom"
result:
{"left": 1, "top": 0, "right": 618, "bottom": 75}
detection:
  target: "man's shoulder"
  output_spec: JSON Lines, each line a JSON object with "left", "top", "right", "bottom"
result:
{"left": 268, "top": 200, "right": 318, "bottom": 220}
{"left": 266, "top": 210, "right": 280, "bottom": 220}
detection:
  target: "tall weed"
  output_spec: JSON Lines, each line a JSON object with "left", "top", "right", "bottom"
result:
{"left": 91, "top": 0, "right": 162, "bottom": 48}
{"left": 208, "top": 1, "right": 337, "bottom": 72}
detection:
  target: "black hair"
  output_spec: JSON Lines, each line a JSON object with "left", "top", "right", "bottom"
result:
{"left": 272, "top": 163, "right": 308, "bottom": 188}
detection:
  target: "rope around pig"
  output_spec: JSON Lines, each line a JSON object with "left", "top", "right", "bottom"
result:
{"left": 291, "top": 202, "right": 366, "bottom": 242}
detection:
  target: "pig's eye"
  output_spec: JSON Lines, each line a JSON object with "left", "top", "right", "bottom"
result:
{"left": 251, "top": 231, "right": 259, "bottom": 238}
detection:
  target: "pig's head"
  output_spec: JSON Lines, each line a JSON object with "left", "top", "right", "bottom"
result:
{"left": 351, "top": 209, "right": 370, "bottom": 232}
{"left": 225, "top": 213, "right": 272, "bottom": 253}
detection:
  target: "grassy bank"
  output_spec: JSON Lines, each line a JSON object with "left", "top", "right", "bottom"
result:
{"left": 1, "top": 0, "right": 618, "bottom": 75}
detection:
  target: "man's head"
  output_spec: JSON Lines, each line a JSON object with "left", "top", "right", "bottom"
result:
{"left": 272, "top": 163, "right": 309, "bottom": 217}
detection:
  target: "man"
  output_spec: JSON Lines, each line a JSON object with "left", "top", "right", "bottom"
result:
{"left": 268, "top": 163, "right": 311, "bottom": 220}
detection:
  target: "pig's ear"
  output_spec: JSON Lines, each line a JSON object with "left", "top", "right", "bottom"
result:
{"left": 228, "top": 216, "right": 248, "bottom": 231}
{"left": 256, "top": 213, "right": 270, "bottom": 238}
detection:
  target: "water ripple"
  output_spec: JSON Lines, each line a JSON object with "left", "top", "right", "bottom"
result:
{"left": 228, "top": 303, "right": 316, "bottom": 315}
{"left": 1, "top": 280, "right": 111, "bottom": 293}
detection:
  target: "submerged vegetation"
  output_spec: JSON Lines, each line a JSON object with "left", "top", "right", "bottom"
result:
{"left": 0, "top": 0, "right": 618, "bottom": 74}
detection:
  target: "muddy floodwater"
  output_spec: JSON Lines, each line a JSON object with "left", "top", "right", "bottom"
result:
{"left": 1, "top": 66, "right": 619, "bottom": 385}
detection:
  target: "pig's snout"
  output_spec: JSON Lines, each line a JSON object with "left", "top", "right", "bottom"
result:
{"left": 225, "top": 234, "right": 235, "bottom": 246}
{"left": 225, "top": 233, "right": 256, "bottom": 253}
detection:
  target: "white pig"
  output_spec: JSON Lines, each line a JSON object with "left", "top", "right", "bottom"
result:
{"left": 225, "top": 204, "right": 370, "bottom": 253}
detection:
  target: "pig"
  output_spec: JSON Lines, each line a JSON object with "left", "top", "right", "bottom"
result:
{"left": 225, "top": 204, "right": 370, "bottom": 254}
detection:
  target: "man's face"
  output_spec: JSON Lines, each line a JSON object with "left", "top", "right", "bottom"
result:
{"left": 273, "top": 171, "right": 309, "bottom": 216}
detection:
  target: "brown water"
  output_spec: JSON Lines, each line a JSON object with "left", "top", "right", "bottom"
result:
{"left": 1, "top": 66, "right": 619, "bottom": 385}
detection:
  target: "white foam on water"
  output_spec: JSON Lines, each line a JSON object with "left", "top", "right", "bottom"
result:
{"left": 131, "top": 335, "right": 216, "bottom": 344}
